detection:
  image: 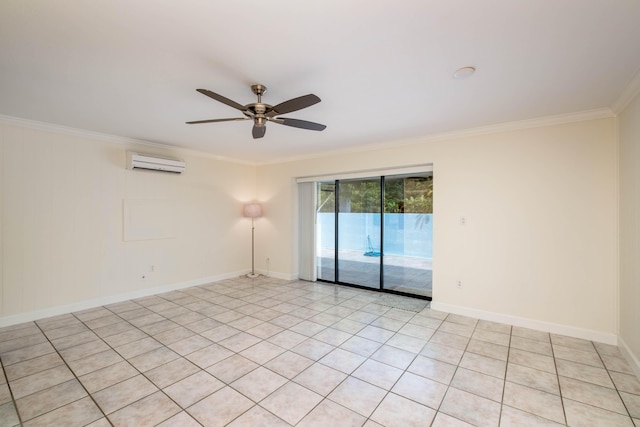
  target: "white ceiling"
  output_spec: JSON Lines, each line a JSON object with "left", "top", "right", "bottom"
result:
{"left": 1, "top": 1, "right": 639, "bottom": 164}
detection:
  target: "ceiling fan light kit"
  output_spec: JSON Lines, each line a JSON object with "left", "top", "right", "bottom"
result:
{"left": 186, "top": 84, "right": 326, "bottom": 139}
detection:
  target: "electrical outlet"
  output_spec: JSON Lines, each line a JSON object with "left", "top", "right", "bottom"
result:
{"left": 457, "top": 280, "right": 462, "bottom": 288}
{"left": 150, "top": 265, "right": 155, "bottom": 272}
{"left": 266, "top": 257, "right": 270, "bottom": 264}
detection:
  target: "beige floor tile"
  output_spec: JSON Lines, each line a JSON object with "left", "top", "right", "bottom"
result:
{"left": 108, "top": 391, "right": 181, "bottom": 427}
{"left": 563, "top": 398, "right": 634, "bottom": 426}
{"left": 185, "top": 343, "right": 234, "bottom": 369}
{"left": 602, "top": 354, "right": 636, "bottom": 375}
{"left": 459, "top": 352, "right": 506, "bottom": 379}
{"left": 245, "top": 322, "right": 284, "bottom": 339}
{"left": 508, "top": 348, "right": 556, "bottom": 374}
{"left": 291, "top": 338, "right": 335, "bottom": 361}
{"left": 298, "top": 398, "right": 365, "bottom": 427}
{"left": 293, "top": 363, "right": 347, "bottom": 396}
{"left": 10, "top": 364, "right": 75, "bottom": 399}
{"left": 115, "top": 337, "right": 162, "bottom": 359}
{"left": 187, "top": 386, "right": 254, "bottom": 427}
{"left": 0, "top": 384, "right": 10, "bottom": 406}
{"left": 409, "top": 314, "right": 443, "bottom": 330}
{"left": 264, "top": 351, "right": 314, "bottom": 379}
{"left": 156, "top": 411, "right": 202, "bottom": 427}
{"left": 219, "top": 332, "right": 262, "bottom": 353}
{"left": 168, "top": 334, "right": 214, "bottom": 356}
{"left": 392, "top": 371, "right": 447, "bottom": 409}
{"left": 550, "top": 334, "right": 595, "bottom": 352}
{"left": 139, "top": 319, "right": 180, "bottom": 336}
{"left": 50, "top": 330, "right": 99, "bottom": 351}
{"left": 267, "top": 330, "right": 308, "bottom": 349}
{"left": 332, "top": 318, "right": 368, "bottom": 334}
{"left": 0, "top": 341, "right": 55, "bottom": 366}
{"left": 129, "top": 346, "right": 180, "bottom": 372}
{"left": 43, "top": 323, "right": 90, "bottom": 341}
{"left": 0, "top": 402, "right": 20, "bottom": 427}
{"left": 553, "top": 344, "right": 604, "bottom": 368}
{"left": 206, "top": 354, "right": 259, "bottom": 384}
{"left": 153, "top": 326, "right": 195, "bottom": 345}
{"left": 144, "top": 357, "right": 200, "bottom": 389}
{"left": 430, "top": 412, "right": 474, "bottom": 426}
{"left": 79, "top": 361, "right": 139, "bottom": 394}
{"left": 370, "top": 392, "right": 437, "bottom": 427}
{"left": 429, "top": 331, "right": 469, "bottom": 350}
{"left": 451, "top": 367, "right": 505, "bottom": 402}
{"left": 466, "top": 339, "right": 508, "bottom": 362}
{"left": 560, "top": 376, "right": 628, "bottom": 414}
{"left": 4, "top": 352, "right": 64, "bottom": 381}
{"left": 92, "top": 374, "right": 157, "bottom": 414}
{"left": 369, "top": 345, "right": 416, "bottom": 370}
{"left": 610, "top": 371, "right": 640, "bottom": 394}
{"left": 319, "top": 348, "right": 366, "bottom": 374}
{"left": 227, "top": 405, "right": 290, "bottom": 426}
{"left": 288, "top": 320, "right": 326, "bottom": 337}
{"left": 102, "top": 328, "right": 148, "bottom": 347}
{"left": 439, "top": 387, "right": 501, "bottom": 427}
{"left": 620, "top": 391, "right": 640, "bottom": 418}
{"left": 511, "top": 326, "right": 550, "bottom": 343}
{"left": 261, "top": 382, "right": 323, "bottom": 424}
{"left": 22, "top": 396, "right": 102, "bottom": 427}
{"left": 408, "top": 355, "right": 457, "bottom": 385}
{"left": 556, "top": 358, "right": 614, "bottom": 388}
{"left": 16, "top": 379, "right": 86, "bottom": 421}
{"left": 386, "top": 333, "right": 428, "bottom": 354}
{"left": 510, "top": 335, "right": 553, "bottom": 356}
{"left": 438, "top": 321, "right": 474, "bottom": 338}
{"left": 502, "top": 381, "right": 565, "bottom": 424}
{"left": 420, "top": 342, "right": 464, "bottom": 365}
{"left": 67, "top": 349, "right": 124, "bottom": 376}
{"left": 356, "top": 325, "right": 395, "bottom": 343}
{"left": 500, "top": 405, "right": 565, "bottom": 426}
{"left": 506, "top": 363, "right": 560, "bottom": 395}
{"left": 352, "top": 359, "right": 403, "bottom": 390}
{"left": 340, "top": 335, "right": 382, "bottom": 358}
{"left": 231, "top": 367, "right": 288, "bottom": 402}
{"left": 240, "top": 341, "right": 286, "bottom": 365}
{"left": 164, "top": 371, "right": 224, "bottom": 408}
{"left": 327, "top": 376, "right": 386, "bottom": 417}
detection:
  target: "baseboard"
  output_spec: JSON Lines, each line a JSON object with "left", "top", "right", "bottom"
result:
{"left": 618, "top": 336, "right": 640, "bottom": 379}
{"left": 0, "top": 270, "right": 247, "bottom": 328}
{"left": 431, "top": 301, "right": 618, "bottom": 345}
{"left": 254, "top": 269, "right": 298, "bottom": 281}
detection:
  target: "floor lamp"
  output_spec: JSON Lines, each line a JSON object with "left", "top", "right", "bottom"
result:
{"left": 243, "top": 203, "right": 263, "bottom": 278}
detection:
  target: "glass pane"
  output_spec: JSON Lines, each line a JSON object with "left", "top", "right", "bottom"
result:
{"left": 337, "top": 178, "right": 381, "bottom": 288}
{"left": 316, "top": 181, "right": 335, "bottom": 281}
{"left": 383, "top": 173, "right": 433, "bottom": 297}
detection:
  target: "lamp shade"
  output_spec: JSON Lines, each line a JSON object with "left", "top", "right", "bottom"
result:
{"left": 243, "top": 203, "right": 263, "bottom": 218}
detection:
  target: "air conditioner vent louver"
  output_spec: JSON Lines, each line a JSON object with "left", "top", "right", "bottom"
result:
{"left": 127, "top": 152, "right": 186, "bottom": 174}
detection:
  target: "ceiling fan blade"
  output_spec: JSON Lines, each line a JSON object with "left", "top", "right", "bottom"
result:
{"left": 252, "top": 125, "right": 266, "bottom": 139}
{"left": 268, "top": 94, "right": 321, "bottom": 116}
{"left": 273, "top": 117, "right": 326, "bottom": 131}
{"left": 196, "top": 89, "right": 246, "bottom": 111}
{"left": 186, "top": 117, "right": 249, "bottom": 124}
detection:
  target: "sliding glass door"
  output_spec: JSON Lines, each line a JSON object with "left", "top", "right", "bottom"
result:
{"left": 337, "top": 178, "right": 381, "bottom": 288}
{"left": 315, "top": 171, "right": 433, "bottom": 298}
{"left": 382, "top": 174, "right": 433, "bottom": 297}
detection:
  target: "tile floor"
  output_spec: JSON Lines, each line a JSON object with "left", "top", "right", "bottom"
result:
{"left": 1, "top": 277, "right": 639, "bottom": 426}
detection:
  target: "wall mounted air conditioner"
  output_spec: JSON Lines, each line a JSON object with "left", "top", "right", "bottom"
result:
{"left": 127, "top": 152, "right": 186, "bottom": 174}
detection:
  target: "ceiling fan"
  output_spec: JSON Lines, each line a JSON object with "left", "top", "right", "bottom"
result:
{"left": 186, "top": 84, "right": 326, "bottom": 139}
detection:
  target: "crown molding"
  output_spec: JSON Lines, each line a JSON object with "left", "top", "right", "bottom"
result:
{"left": 258, "top": 107, "right": 616, "bottom": 166}
{"left": 612, "top": 68, "right": 640, "bottom": 114}
{"left": 0, "top": 114, "right": 255, "bottom": 166}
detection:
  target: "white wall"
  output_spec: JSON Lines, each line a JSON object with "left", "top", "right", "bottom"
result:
{"left": 0, "top": 122, "right": 255, "bottom": 323}
{"left": 618, "top": 91, "right": 640, "bottom": 373}
{"left": 256, "top": 118, "right": 618, "bottom": 342}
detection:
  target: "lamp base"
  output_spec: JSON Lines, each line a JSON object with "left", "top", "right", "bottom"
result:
{"left": 246, "top": 273, "right": 260, "bottom": 279}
